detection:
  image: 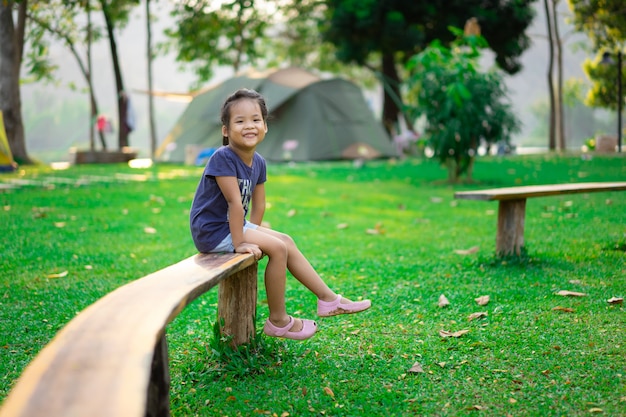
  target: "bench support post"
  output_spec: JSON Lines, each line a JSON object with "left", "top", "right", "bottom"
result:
{"left": 218, "top": 263, "right": 258, "bottom": 346}
{"left": 496, "top": 199, "right": 526, "bottom": 256}
{"left": 146, "top": 334, "right": 171, "bottom": 417}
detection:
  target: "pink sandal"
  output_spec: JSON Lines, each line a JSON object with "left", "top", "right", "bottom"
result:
{"left": 317, "top": 295, "right": 371, "bottom": 317}
{"left": 263, "top": 316, "right": 317, "bottom": 340}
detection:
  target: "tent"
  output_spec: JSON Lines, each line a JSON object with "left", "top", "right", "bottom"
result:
{"left": 0, "top": 111, "right": 16, "bottom": 172}
{"left": 157, "top": 67, "right": 397, "bottom": 163}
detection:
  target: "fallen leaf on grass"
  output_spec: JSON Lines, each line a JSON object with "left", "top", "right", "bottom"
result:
{"left": 438, "top": 294, "right": 450, "bottom": 308}
{"left": 607, "top": 297, "right": 623, "bottom": 304}
{"left": 552, "top": 306, "right": 575, "bottom": 313}
{"left": 47, "top": 270, "right": 68, "bottom": 279}
{"left": 408, "top": 362, "right": 424, "bottom": 373}
{"left": 454, "top": 246, "right": 479, "bottom": 255}
{"left": 336, "top": 223, "right": 349, "bottom": 229}
{"left": 366, "top": 222, "right": 386, "bottom": 235}
{"left": 468, "top": 312, "right": 488, "bottom": 321}
{"left": 439, "top": 329, "right": 470, "bottom": 338}
{"left": 287, "top": 209, "right": 297, "bottom": 217}
{"left": 475, "top": 295, "right": 490, "bottom": 306}
{"left": 588, "top": 408, "right": 603, "bottom": 413}
{"left": 323, "top": 387, "right": 334, "bottom": 398}
{"left": 144, "top": 227, "right": 157, "bottom": 234}
{"left": 54, "top": 222, "right": 66, "bottom": 228}
{"left": 556, "top": 290, "right": 586, "bottom": 297}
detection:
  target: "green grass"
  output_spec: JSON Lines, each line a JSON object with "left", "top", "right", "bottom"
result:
{"left": 1, "top": 154, "right": 625, "bottom": 416}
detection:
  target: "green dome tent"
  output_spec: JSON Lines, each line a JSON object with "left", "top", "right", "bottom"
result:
{"left": 156, "top": 67, "right": 397, "bottom": 163}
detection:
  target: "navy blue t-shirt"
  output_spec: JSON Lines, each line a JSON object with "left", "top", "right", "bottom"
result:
{"left": 190, "top": 146, "right": 267, "bottom": 252}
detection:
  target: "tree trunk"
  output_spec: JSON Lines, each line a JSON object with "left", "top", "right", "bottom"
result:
{"left": 381, "top": 52, "right": 402, "bottom": 136}
{"left": 552, "top": 0, "right": 565, "bottom": 151}
{"left": 146, "top": 0, "right": 157, "bottom": 160}
{"left": 543, "top": 0, "right": 556, "bottom": 151}
{"left": 101, "top": 1, "right": 128, "bottom": 150}
{"left": 0, "top": 1, "right": 31, "bottom": 164}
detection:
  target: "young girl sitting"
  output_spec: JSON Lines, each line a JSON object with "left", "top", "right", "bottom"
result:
{"left": 190, "top": 88, "right": 371, "bottom": 340}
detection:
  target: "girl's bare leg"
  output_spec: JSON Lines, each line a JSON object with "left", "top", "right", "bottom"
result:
{"left": 244, "top": 228, "right": 304, "bottom": 332}
{"left": 255, "top": 226, "right": 360, "bottom": 305}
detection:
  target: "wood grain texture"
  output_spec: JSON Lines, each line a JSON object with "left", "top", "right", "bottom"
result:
{"left": 0, "top": 253, "right": 255, "bottom": 417}
{"left": 454, "top": 182, "right": 626, "bottom": 201}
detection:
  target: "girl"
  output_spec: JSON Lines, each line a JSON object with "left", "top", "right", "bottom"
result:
{"left": 190, "top": 88, "right": 371, "bottom": 341}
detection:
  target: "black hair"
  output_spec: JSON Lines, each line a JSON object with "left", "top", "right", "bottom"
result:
{"left": 220, "top": 88, "right": 268, "bottom": 146}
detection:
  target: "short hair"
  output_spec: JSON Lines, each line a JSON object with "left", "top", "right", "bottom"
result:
{"left": 220, "top": 88, "right": 268, "bottom": 145}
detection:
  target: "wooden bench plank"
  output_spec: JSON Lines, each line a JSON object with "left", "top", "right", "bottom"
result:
{"left": 0, "top": 253, "right": 255, "bottom": 417}
{"left": 454, "top": 182, "right": 626, "bottom": 256}
{"left": 454, "top": 181, "right": 626, "bottom": 201}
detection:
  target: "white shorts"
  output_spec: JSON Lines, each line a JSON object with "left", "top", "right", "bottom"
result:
{"left": 212, "top": 222, "right": 259, "bottom": 253}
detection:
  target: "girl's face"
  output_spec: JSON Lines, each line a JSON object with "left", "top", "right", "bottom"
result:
{"left": 222, "top": 99, "right": 268, "bottom": 151}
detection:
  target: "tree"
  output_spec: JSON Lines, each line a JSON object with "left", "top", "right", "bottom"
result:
{"left": 26, "top": 0, "right": 108, "bottom": 150}
{"left": 146, "top": 0, "right": 157, "bottom": 159}
{"left": 322, "top": 0, "right": 537, "bottom": 135}
{"left": 163, "top": 0, "right": 269, "bottom": 88}
{"left": 404, "top": 30, "right": 520, "bottom": 183}
{"left": 98, "top": 0, "right": 140, "bottom": 150}
{"left": 568, "top": 0, "right": 626, "bottom": 110}
{"left": 0, "top": 0, "right": 32, "bottom": 164}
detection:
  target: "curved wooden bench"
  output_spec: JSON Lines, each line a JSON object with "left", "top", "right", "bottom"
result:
{"left": 0, "top": 252, "right": 257, "bottom": 417}
{"left": 454, "top": 181, "right": 626, "bottom": 256}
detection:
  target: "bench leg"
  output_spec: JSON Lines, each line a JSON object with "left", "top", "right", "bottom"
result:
{"left": 146, "top": 334, "right": 171, "bottom": 417}
{"left": 218, "top": 263, "right": 258, "bottom": 346}
{"left": 496, "top": 199, "right": 526, "bottom": 256}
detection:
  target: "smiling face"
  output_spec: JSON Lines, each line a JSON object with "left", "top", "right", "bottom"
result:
{"left": 222, "top": 98, "right": 268, "bottom": 153}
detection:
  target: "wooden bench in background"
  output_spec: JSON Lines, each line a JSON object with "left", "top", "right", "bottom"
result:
{"left": 0, "top": 252, "right": 257, "bottom": 417}
{"left": 454, "top": 182, "right": 626, "bottom": 256}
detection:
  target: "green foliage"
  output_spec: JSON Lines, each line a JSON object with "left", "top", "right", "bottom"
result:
{"left": 568, "top": 0, "right": 626, "bottom": 110}
{"left": 404, "top": 32, "right": 520, "bottom": 181}
{"left": 323, "top": 0, "right": 537, "bottom": 74}
{"left": 163, "top": 0, "right": 269, "bottom": 86}
{"left": 1, "top": 157, "right": 625, "bottom": 415}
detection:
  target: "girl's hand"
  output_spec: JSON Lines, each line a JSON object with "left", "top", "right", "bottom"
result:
{"left": 234, "top": 243, "right": 263, "bottom": 260}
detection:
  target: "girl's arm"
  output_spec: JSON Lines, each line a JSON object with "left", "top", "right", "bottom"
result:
{"left": 250, "top": 183, "right": 266, "bottom": 225}
{"left": 215, "top": 176, "right": 246, "bottom": 248}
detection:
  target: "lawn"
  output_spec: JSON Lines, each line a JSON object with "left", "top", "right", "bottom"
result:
{"left": 0, "top": 154, "right": 624, "bottom": 416}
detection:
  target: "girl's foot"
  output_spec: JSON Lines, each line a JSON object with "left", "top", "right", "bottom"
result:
{"left": 263, "top": 316, "right": 317, "bottom": 340}
{"left": 317, "top": 295, "right": 371, "bottom": 317}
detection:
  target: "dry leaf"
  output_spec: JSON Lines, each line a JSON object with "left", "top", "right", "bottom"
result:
{"left": 475, "top": 295, "right": 490, "bottom": 306}
{"left": 438, "top": 294, "right": 450, "bottom": 308}
{"left": 468, "top": 312, "right": 488, "bottom": 321}
{"left": 552, "top": 306, "right": 575, "bottom": 313}
{"left": 323, "top": 387, "right": 335, "bottom": 398}
{"left": 336, "top": 223, "right": 349, "bottom": 229}
{"left": 588, "top": 408, "right": 603, "bottom": 413}
{"left": 47, "top": 270, "right": 68, "bottom": 279}
{"left": 287, "top": 209, "right": 297, "bottom": 217}
{"left": 366, "top": 228, "right": 380, "bottom": 235}
{"left": 439, "top": 329, "right": 470, "bottom": 338}
{"left": 454, "top": 246, "right": 479, "bottom": 255}
{"left": 556, "top": 290, "right": 586, "bottom": 297}
{"left": 144, "top": 227, "right": 157, "bottom": 234}
{"left": 408, "top": 362, "right": 424, "bottom": 373}
{"left": 54, "top": 222, "right": 66, "bottom": 228}
{"left": 607, "top": 297, "right": 623, "bottom": 305}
